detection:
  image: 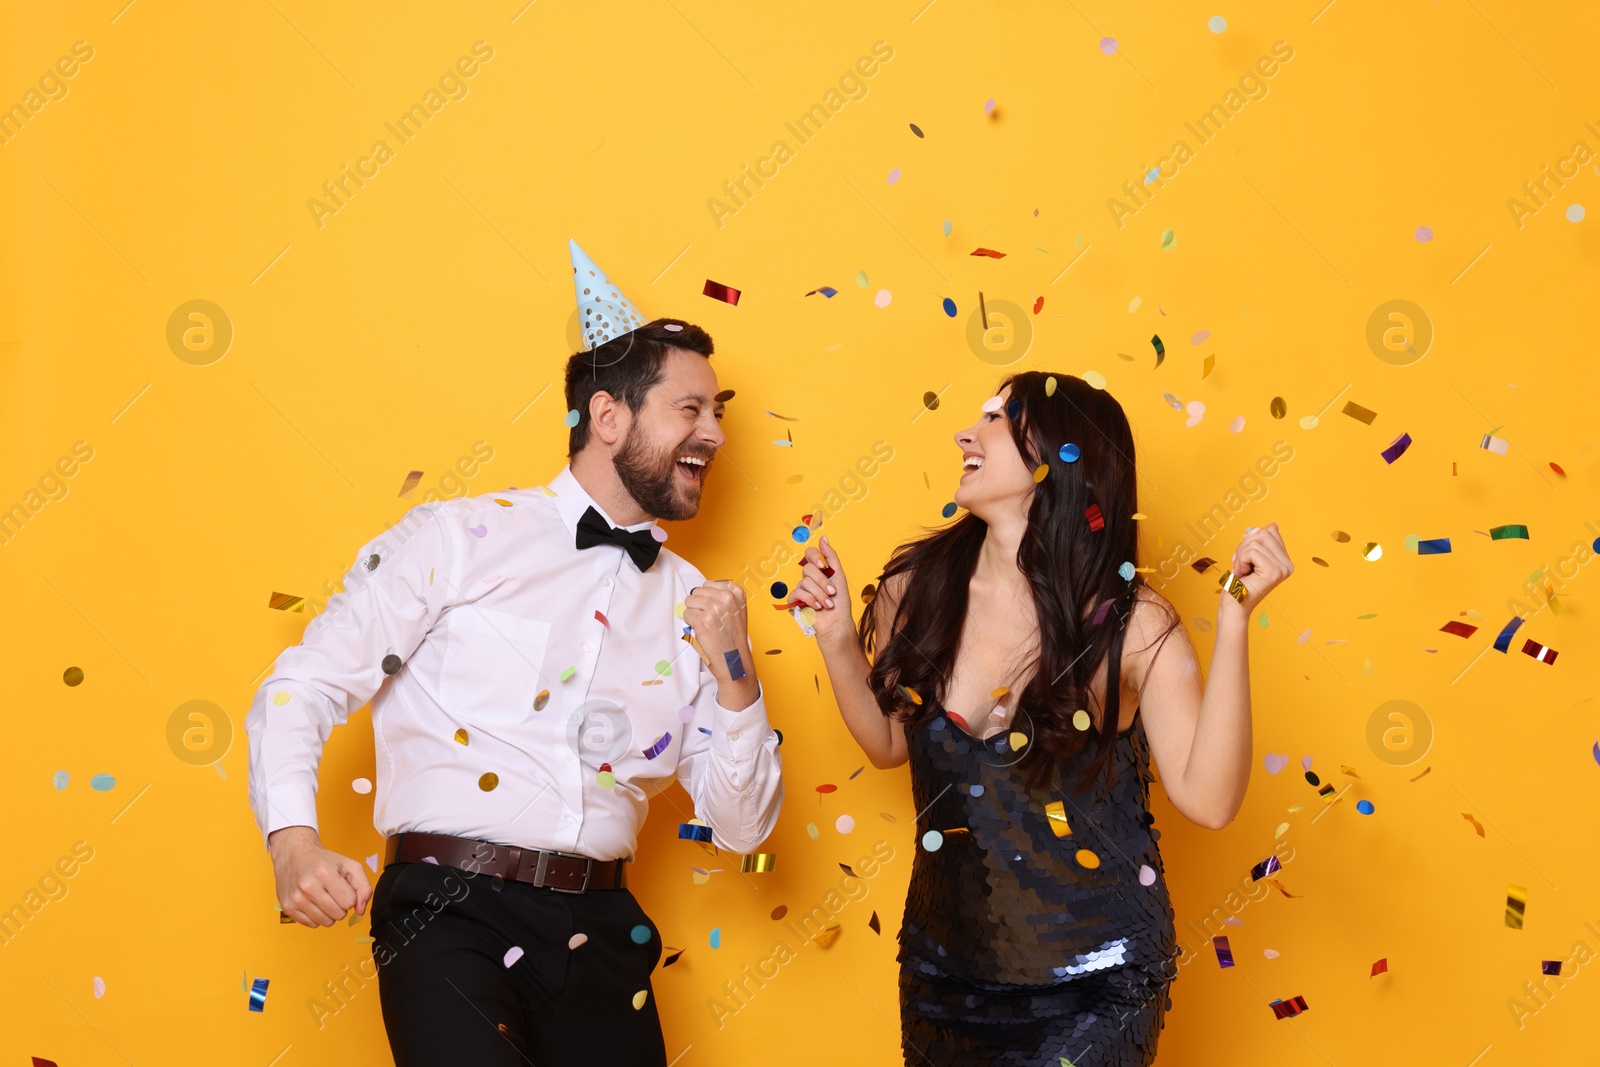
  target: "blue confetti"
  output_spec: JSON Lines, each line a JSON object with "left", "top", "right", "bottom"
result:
{"left": 53, "top": 770, "right": 70, "bottom": 790}
{"left": 806, "top": 286, "right": 839, "bottom": 298}
{"left": 710, "top": 927, "right": 722, "bottom": 948}
{"left": 941, "top": 502, "right": 958, "bottom": 518}
{"left": 942, "top": 297, "right": 958, "bottom": 317}
{"left": 792, "top": 525, "right": 811, "bottom": 543}
{"left": 1417, "top": 538, "right": 1452, "bottom": 555}
{"left": 679, "top": 823, "right": 714, "bottom": 842}
{"left": 631, "top": 924, "right": 652, "bottom": 944}
{"left": 90, "top": 774, "right": 116, "bottom": 792}
{"left": 770, "top": 581, "right": 789, "bottom": 599}
{"left": 942, "top": 220, "right": 952, "bottom": 236}
{"left": 723, "top": 649, "right": 746, "bottom": 681}
{"left": 248, "top": 977, "right": 269, "bottom": 1012}
{"left": 1118, "top": 561, "right": 1135, "bottom": 581}
{"left": 1060, "top": 443, "right": 1081, "bottom": 463}
{"left": 1493, "top": 616, "right": 1524, "bottom": 653}
{"left": 1144, "top": 167, "right": 1160, "bottom": 184}
{"left": 1357, "top": 799, "right": 1375, "bottom": 815}
{"left": 642, "top": 731, "right": 672, "bottom": 760}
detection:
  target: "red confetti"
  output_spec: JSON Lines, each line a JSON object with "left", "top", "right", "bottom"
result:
{"left": 1550, "top": 462, "right": 1565, "bottom": 476}
{"left": 1270, "top": 995, "right": 1309, "bottom": 1019}
{"left": 1032, "top": 296, "right": 1044, "bottom": 314}
{"left": 1521, "top": 638, "right": 1558, "bottom": 664}
{"left": 1084, "top": 503, "right": 1105, "bottom": 532}
{"left": 703, "top": 279, "right": 742, "bottom": 305}
{"left": 1439, "top": 620, "right": 1477, "bottom": 638}
{"left": 1371, "top": 958, "right": 1388, "bottom": 978}
{"left": 969, "top": 248, "right": 1007, "bottom": 258}
{"left": 947, "top": 711, "right": 971, "bottom": 733}
{"left": 594, "top": 609, "right": 610, "bottom": 629}
{"left": 815, "top": 783, "right": 838, "bottom": 793}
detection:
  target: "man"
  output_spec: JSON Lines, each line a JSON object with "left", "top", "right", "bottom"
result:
{"left": 245, "top": 240, "right": 784, "bottom": 1065}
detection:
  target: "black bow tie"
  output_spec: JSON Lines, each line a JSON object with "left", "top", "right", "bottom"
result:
{"left": 575, "top": 505, "right": 663, "bottom": 572}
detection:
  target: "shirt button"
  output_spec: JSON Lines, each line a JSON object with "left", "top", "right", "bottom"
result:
{"left": 728, "top": 731, "right": 740, "bottom": 740}
{"left": 566, "top": 813, "right": 579, "bottom": 823}
{"left": 583, "top": 642, "right": 595, "bottom": 653}
{"left": 601, "top": 577, "right": 612, "bottom": 587}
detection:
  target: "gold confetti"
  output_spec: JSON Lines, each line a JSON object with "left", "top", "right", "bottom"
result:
{"left": 454, "top": 728, "right": 469, "bottom": 745}
{"left": 398, "top": 470, "right": 424, "bottom": 497}
{"left": 1462, "top": 813, "right": 1485, "bottom": 837}
{"left": 534, "top": 690, "right": 550, "bottom": 711}
{"left": 272, "top": 692, "right": 291, "bottom": 706}
{"left": 1045, "top": 800, "right": 1072, "bottom": 837}
{"left": 632, "top": 989, "right": 650, "bottom": 1010}
{"left": 812, "top": 923, "right": 843, "bottom": 948}
{"left": 741, "top": 853, "right": 777, "bottom": 873}
{"left": 268, "top": 592, "right": 305, "bottom": 612}
{"left": 1008, "top": 731, "right": 1029, "bottom": 750}
{"left": 1032, "top": 463, "right": 1050, "bottom": 483}
{"left": 1075, "top": 848, "right": 1101, "bottom": 869}
{"left": 1506, "top": 885, "right": 1527, "bottom": 929}
{"left": 478, "top": 772, "right": 499, "bottom": 791}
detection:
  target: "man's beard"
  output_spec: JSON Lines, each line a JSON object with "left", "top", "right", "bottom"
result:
{"left": 613, "top": 426, "right": 713, "bottom": 522}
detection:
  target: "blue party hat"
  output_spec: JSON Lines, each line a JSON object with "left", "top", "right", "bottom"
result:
{"left": 570, "top": 239, "right": 648, "bottom": 350}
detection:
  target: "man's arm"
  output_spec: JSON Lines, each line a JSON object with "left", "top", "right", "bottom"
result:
{"left": 676, "top": 579, "right": 784, "bottom": 854}
{"left": 244, "top": 500, "right": 458, "bottom": 922}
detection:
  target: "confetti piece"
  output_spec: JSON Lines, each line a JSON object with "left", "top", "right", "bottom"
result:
{"left": 1218, "top": 569, "right": 1248, "bottom": 604}
{"left": 1414, "top": 225, "right": 1434, "bottom": 241}
{"left": 1060, "top": 443, "right": 1081, "bottom": 462}
{"left": 1462, "top": 812, "right": 1485, "bottom": 837}
{"left": 921, "top": 830, "right": 944, "bottom": 851}
{"left": 886, "top": 167, "right": 902, "bottom": 184}
{"left": 983, "top": 97, "right": 996, "bottom": 115}
{"left": 1084, "top": 503, "right": 1105, "bottom": 532}
{"left": 643, "top": 731, "right": 673, "bottom": 759}
{"left": 869, "top": 911, "right": 882, "bottom": 933}
{"left": 89, "top": 774, "right": 116, "bottom": 792}
{"left": 1342, "top": 401, "right": 1377, "bottom": 424}
{"left": 1250, "top": 855, "right": 1282, "bottom": 881}
{"left": 837, "top": 814, "right": 856, "bottom": 834}
{"left": 1417, "top": 538, "right": 1451, "bottom": 555}
{"left": 1190, "top": 330, "right": 1209, "bottom": 345}
{"left": 1380, "top": 433, "right": 1412, "bottom": 463}
{"left": 564, "top": 409, "right": 580, "bottom": 428}
{"left": 1521, "top": 638, "right": 1558, "bottom": 664}
{"left": 352, "top": 777, "right": 372, "bottom": 794}
{"left": 1151, "top": 334, "right": 1165, "bottom": 364}
{"left": 1270, "top": 397, "right": 1287, "bottom": 419}
{"left": 1083, "top": 370, "right": 1107, "bottom": 389}
{"left": 1492, "top": 616, "right": 1524, "bottom": 652}
{"left": 1118, "top": 561, "right": 1135, "bottom": 581}
{"left": 741, "top": 853, "right": 776, "bottom": 873}
{"left": 1357, "top": 799, "right": 1375, "bottom": 815}
{"left": 1490, "top": 524, "right": 1530, "bottom": 540}
{"left": 1099, "top": 36, "right": 1118, "bottom": 54}
{"left": 1506, "top": 884, "right": 1527, "bottom": 929}
{"left": 1208, "top": 15, "right": 1227, "bottom": 32}
{"left": 702, "top": 279, "right": 741, "bottom": 305}
{"left": 942, "top": 219, "right": 952, "bottom": 236}
{"left": 1228, "top": 414, "right": 1244, "bottom": 432}
{"left": 63, "top": 666, "right": 84, "bottom": 687}
{"left": 1075, "top": 848, "right": 1100, "bottom": 869}
{"left": 941, "top": 502, "right": 958, "bottom": 518}
{"left": 1264, "top": 948, "right": 1280, "bottom": 959}
{"left": 805, "top": 286, "right": 838, "bottom": 298}
{"left": 1033, "top": 296, "right": 1044, "bottom": 314}
{"left": 248, "top": 977, "right": 269, "bottom": 1012}
{"left": 1270, "top": 995, "right": 1309, "bottom": 1019}
{"left": 1264, "top": 754, "right": 1289, "bottom": 773}
{"left": 1139, "top": 864, "right": 1156, "bottom": 886}
{"left": 709, "top": 928, "right": 721, "bottom": 948}
{"left": 941, "top": 297, "right": 957, "bottom": 317}
{"left": 503, "top": 946, "right": 524, "bottom": 967}
{"left": 1072, "top": 710, "right": 1091, "bottom": 731}
{"left": 1214, "top": 936, "right": 1235, "bottom": 968}
{"left": 268, "top": 592, "right": 306, "bottom": 611}
{"left": 1362, "top": 542, "right": 1383, "bottom": 561}
{"left": 1160, "top": 229, "right": 1176, "bottom": 250}
{"left": 633, "top": 990, "right": 650, "bottom": 1009}
{"left": 1045, "top": 800, "right": 1072, "bottom": 837}
{"left": 910, "top": 123, "right": 924, "bottom": 138}
{"left": 970, "top": 248, "right": 1007, "bottom": 258}
{"left": 52, "top": 770, "right": 68, "bottom": 790}
{"left": 1480, "top": 434, "right": 1509, "bottom": 455}
{"left": 1185, "top": 400, "right": 1205, "bottom": 426}
{"left": 478, "top": 772, "right": 499, "bottom": 791}
{"left": 630, "top": 924, "right": 652, "bottom": 944}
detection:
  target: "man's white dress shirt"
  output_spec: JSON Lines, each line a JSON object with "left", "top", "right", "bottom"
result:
{"left": 245, "top": 465, "right": 784, "bottom": 861}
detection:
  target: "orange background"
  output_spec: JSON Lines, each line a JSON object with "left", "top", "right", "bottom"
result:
{"left": 3, "top": 1, "right": 1597, "bottom": 1064}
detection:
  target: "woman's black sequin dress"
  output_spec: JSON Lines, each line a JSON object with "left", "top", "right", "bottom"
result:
{"left": 897, "top": 704, "right": 1180, "bottom": 1066}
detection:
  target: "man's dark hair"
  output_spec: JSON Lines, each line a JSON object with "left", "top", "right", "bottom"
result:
{"left": 563, "top": 318, "right": 715, "bottom": 457}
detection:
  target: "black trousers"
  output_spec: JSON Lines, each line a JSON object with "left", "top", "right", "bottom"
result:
{"left": 371, "top": 857, "right": 667, "bottom": 1066}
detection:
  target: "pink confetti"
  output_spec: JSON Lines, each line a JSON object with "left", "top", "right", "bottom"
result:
{"left": 887, "top": 167, "right": 902, "bottom": 184}
{"left": 1099, "top": 37, "right": 1118, "bottom": 54}
{"left": 1415, "top": 226, "right": 1433, "bottom": 242}
{"left": 1191, "top": 330, "right": 1210, "bottom": 344}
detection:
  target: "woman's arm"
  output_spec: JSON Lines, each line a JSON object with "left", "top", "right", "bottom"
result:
{"left": 795, "top": 538, "right": 910, "bottom": 769}
{"left": 1133, "top": 523, "right": 1295, "bottom": 830}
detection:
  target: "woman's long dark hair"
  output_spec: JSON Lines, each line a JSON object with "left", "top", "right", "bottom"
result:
{"left": 859, "top": 371, "right": 1180, "bottom": 794}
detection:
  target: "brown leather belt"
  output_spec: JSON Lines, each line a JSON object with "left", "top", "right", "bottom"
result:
{"left": 383, "top": 831, "right": 627, "bottom": 893}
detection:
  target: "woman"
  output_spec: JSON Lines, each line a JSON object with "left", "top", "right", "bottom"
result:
{"left": 790, "top": 371, "right": 1294, "bottom": 1066}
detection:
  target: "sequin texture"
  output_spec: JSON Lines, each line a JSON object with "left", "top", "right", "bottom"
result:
{"left": 897, "top": 706, "right": 1179, "bottom": 1064}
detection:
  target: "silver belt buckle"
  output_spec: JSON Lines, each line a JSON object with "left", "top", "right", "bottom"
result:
{"left": 534, "top": 850, "right": 591, "bottom": 894}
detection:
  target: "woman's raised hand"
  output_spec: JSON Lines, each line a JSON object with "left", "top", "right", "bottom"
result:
{"left": 793, "top": 535, "right": 856, "bottom": 648}
{"left": 1223, "top": 522, "right": 1294, "bottom": 614}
